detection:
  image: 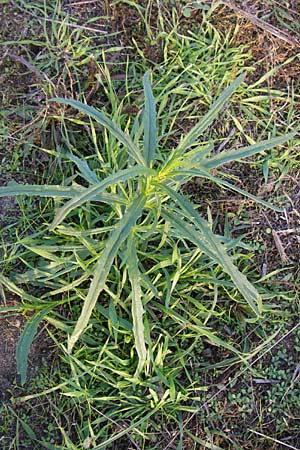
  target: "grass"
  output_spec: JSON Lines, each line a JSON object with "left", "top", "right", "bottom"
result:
{"left": 0, "top": 1, "right": 300, "bottom": 449}
{"left": 2, "top": 70, "right": 295, "bottom": 383}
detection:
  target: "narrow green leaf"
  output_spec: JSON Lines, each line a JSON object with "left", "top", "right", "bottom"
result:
{"left": 176, "top": 73, "right": 245, "bottom": 153}
{"left": 96, "top": 304, "right": 132, "bottom": 331}
{"left": 174, "top": 169, "right": 283, "bottom": 212}
{"left": 143, "top": 71, "right": 156, "bottom": 166}
{"left": 0, "top": 274, "right": 40, "bottom": 303}
{"left": 92, "top": 408, "right": 158, "bottom": 449}
{"left": 127, "top": 234, "right": 147, "bottom": 377}
{"left": 0, "top": 182, "right": 125, "bottom": 210}
{"left": 154, "top": 301, "right": 242, "bottom": 357}
{"left": 185, "top": 430, "right": 223, "bottom": 449}
{"left": 0, "top": 183, "right": 82, "bottom": 198}
{"left": 0, "top": 306, "right": 23, "bottom": 313}
{"left": 165, "top": 208, "right": 261, "bottom": 316}
{"left": 109, "top": 298, "right": 119, "bottom": 342}
{"left": 64, "top": 152, "right": 99, "bottom": 184}
{"left": 50, "top": 166, "right": 154, "bottom": 230}
{"left": 45, "top": 273, "right": 91, "bottom": 297}
{"left": 23, "top": 245, "right": 66, "bottom": 262}
{"left": 158, "top": 185, "right": 262, "bottom": 316}
{"left": 68, "top": 195, "right": 147, "bottom": 353}
{"left": 14, "top": 413, "right": 37, "bottom": 441}
{"left": 50, "top": 98, "right": 146, "bottom": 166}
{"left": 16, "top": 306, "right": 52, "bottom": 385}
{"left": 203, "top": 133, "right": 296, "bottom": 169}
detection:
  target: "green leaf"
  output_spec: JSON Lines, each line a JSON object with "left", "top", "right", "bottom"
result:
{"left": 174, "top": 168, "right": 283, "bottom": 212}
{"left": 68, "top": 195, "right": 147, "bottom": 353}
{"left": 16, "top": 306, "right": 52, "bottom": 385}
{"left": 143, "top": 71, "right": 156, "bottom": 166}
{"left": 154, "top": 301, "right": 242, "bottom": 357}
{"left": 0, "top": 306, "right": 23, "bottom": 313}
{"left": 50, "top": 98, "right": 146, "bottom": 166}
{"left": 127, "top": 234, "right": 147, "bottom": 377}
{"left": 158, "top": 185, "right": 262, "bottom": 316}
{"left": 92, "top": 408, "right": 158, "bottom": 449}
{"left": 176, "top": 73, "right": 245, "bottom": 153}
{"left": 64, "top": 152, "right": 99, "bottom": 184}
{"left": 203, "top": 133, "right": 296, "bottom": 169}
{"left": 0, "top": 274, "right": 40, "bottom": 304}
{"left": 0, "top": 182, "right": 126, "bottom": 210}
{"left": 0, "top": 183, "right": 82, "bottom": 198}
{"left": 50, "top": 166, "right": 154, "bottom": 230}
{"left": 182, "top": 7, "right": 192, "bottom": 17}
{"left": 96, "top": 304, "right": 132, "bottom": 331}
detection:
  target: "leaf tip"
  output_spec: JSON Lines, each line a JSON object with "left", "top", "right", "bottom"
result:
{"left": 67, "top": 336, "right": 76, "bottom": 354}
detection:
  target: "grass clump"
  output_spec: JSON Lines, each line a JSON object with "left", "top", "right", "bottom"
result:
{"left": 1, "top": 70, "right": 293, "bottom": 373}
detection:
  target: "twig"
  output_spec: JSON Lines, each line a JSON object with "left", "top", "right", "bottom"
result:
{"left": 0, "top": 49, "right": 8, "bottom": 67}
{"left": 262, "top": 211, "right": 289, "bottom": 263}
{"left": 215, "top": 127, "right": 236, "bottom": 153}
{"left": 252, "top": 378, "right": 279, "bottom": 384}
{"left": 14, "top": 0, "right": 107, "bottom": 34}
{"left": 220, "top": 0, "right": 300, "bottom": 47}
{"left": 272, "top": 229, "right": 289, "bottom": 263}
{"left": 248, "top": 429, "right": 300, "bottom": 450}
{"left": 277, "top": 227, "right": 300, "bottom": 235}
{"left": 69, "top": 0, "right": 101, "bottom": 5}
{"left": 6, "top": 52, "right": 54, "bottom": 86}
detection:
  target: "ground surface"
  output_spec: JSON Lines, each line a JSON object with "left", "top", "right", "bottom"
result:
{"left": 0, "top": 0, "right": 300, "bottom": 449}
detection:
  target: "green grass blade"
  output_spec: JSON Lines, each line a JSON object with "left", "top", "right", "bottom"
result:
{"left": 159, "top": 185, "right": 262, "bottom": 316}
{"left": 165, "top": 208, "right": 261, "bottom": 316}
{"left": 154, "top": 301, "right": 242, "bottom": 357}
{"left": 0, "top": 306, "right": 23, "bottom": 313}
{"left": 64, "top": 152, "right": 99, "bottom": 184}
{"left": 143, "top": 71, "right": 156, "bottom": 166}
{"left": 0, "top": 274, "right": 41, "bottom": 304}
{"left": 68, "top": 195, "right": 147, "bottom": 353}
{"left": 50, "top": 98, "right": 146, "bottom": 166}
{"left": 50, "top": 166, "right": 153, "bottom": 230}
{"left": 175, "top": 169, "right": 283, "bottom": 212}
{"left": 0, "top": 183, "right": 123, "bottom": 208}
{"left": 203, "top": 133, "right": 296, "bottom": 169}
{"left": 16, "top": 306, "right": 52, "bottom": 385}
{"left": 127, "top": 234, "right": 147, "bottom": 378}
{"left": 176, "top": 73, "right": 245, "bottom": 154}
{"left": 93, "top": 408, "right": 158, "bottom": 449}
{"left": 185, "top": 430, "right": 223, "bottom": 449}
{"left": 0, "top": 183, "right": 82, "bottom": 198}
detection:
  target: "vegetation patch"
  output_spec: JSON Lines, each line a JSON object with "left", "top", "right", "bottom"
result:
{"left": 0, "top": 1, "right": 299, "bottom": 449}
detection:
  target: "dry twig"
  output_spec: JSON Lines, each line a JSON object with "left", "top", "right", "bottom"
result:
{"left": 220, "top": 0, "right": 300, "bottom": 46}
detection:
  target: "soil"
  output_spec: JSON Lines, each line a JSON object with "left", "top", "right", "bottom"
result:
{"left": 0, "top": 300, "right": 52, "bottom": 400}
{"left": 212, "top": 1, "right": 300, "bottom": 84}
{"left": 0, "top": 3, "right": 56, "bottom": 444}
{"left": 185, "top": 169, "right": 300, "bottom": 270}
{"left": 0, "top": 305, "right": 23, "bottom": 400}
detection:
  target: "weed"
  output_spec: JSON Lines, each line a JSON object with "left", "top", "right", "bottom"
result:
{"left": 1, "top": 70, "right": 294, "bottom": 376}
{"left": 1, "top": 1, "right": 300, "bottom": 449}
